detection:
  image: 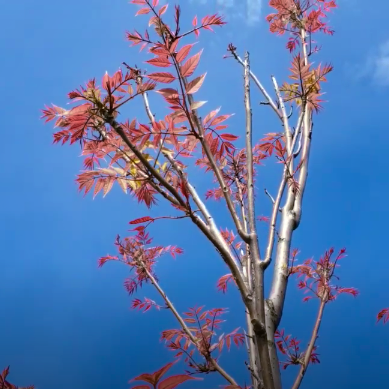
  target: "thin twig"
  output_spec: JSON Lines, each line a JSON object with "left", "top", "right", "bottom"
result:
{"left": 229, "top": 47, "right": 282, "bottom": 122}
{"left": 290, "top": 300, "right": 325, "bottom": 389}
{"left": 271, "top": 76, "right": 292, "bottom": 155}
{"left": 264, "top": 189, "right": 282, "bottom": 213}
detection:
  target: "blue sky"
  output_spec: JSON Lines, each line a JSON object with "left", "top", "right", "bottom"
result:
{"left": 1, "top": 0, "right": 389, "bottom": 388}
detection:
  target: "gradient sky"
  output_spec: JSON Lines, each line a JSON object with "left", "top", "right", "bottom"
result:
{"left": 1, "top": 0, "right": 389, "bottom": 388}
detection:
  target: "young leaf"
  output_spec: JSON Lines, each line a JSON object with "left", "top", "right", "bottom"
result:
{"left": 136, "top": 7, "right": 151, "bottom": 16}
{"left": 147, "top": 72, "right": 176, "bottom": 83}
{"left": 146, "top": 57, "right": 172, "bottom": 68}
{"left": 131, "top": 362, "right": 176, "bottom": 386}
{"left": 220, "top": 133, "right": 238, "bottom": 141}
{"left": 158, "top": 375, "right": 198, "bottom": 389}
{"left": 159, "top": 4, "right": 168, "bottom": 16}
{"left": 190, "top": 101, "right": 207, "bottom": 110}
{"left": 176, "top": 44, "right": 195, "bottom": 63}
{"left": 129, "top": 216, "right": 154, "bottom": 224}
{"left": 186, "top": 73, "right": 206, "bottom": 94}
{"left": 377, "top": 308, "right": 389, "bottom": 324}
{"left": 180, "top": 50, "right": 203, "bottom": 78}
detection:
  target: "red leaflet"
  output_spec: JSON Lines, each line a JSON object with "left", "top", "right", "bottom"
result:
{"left": 40, "top": 104, "right": 66, "bottom": 123}
{"left": 147, "top": 72, "right": 176, "bottom": 83}
{"left": 377, "top": 308, "right": 389, "bottom": 324}
{"left": 146, "top": 57, "right": 172, "bottom": 68}
{"left": 159, "top": 4, "right": 168, "bottom": 16}
{"left": 129, "top": 216, "right": 155, "bottom": 224}
{"left": 130, "top": 363, "right": 199, "bottom": 389}
{"left": 210, "top": 113, "right": 232, "bottom": 127}
{"left": 131, "top": 297, "right": 162, "bottom": 312}
{"left": 286, "top": 37, "right": 299, "bottom": 52}
{"left": 156, "top": 88, "right": 179, "bottom": 99}
{"left": 98, "top": 255, "right": 119, "bottom": 267}
{"left": 138, "top": 79, "right": 157, "bottom": 93}
{"left": 220, "top": 133, "right": 238, "bottom": 141}
{"left": 92, "top": 177, "right": 106, "bottom": 198}
{"left": 169, "top": 246, "right": 183, "bottom": 258}
{"left": 168, "top": 38, "right": 179, "bottom": 54}
{"left": 76, "top": 169, "right": 129, "bottom": 199}
{"left": 185, "top": 73, "right": 206, "bottom": 94}
{"left": 131, "top": 362, "right": 176, "bottom": 386}
{"left": 180, "top": 50, "right": 202, "bottom": 77}
{"left": 136, "top": 7, "right": 151, "bottom": 16}
{"left": 158, "top": 375, "right": 197, "bottom": 389}
{"left": 203, "top": 107, "right": 220, "bottom": 126}
{"left": 336, "top": 288, "right": 359, "bottom": 297}
{"left": 216, "top": 274, "right": 236, "bottom": 293}
{"left": 150, "top": 45, "right": 171, "bottom": 56}
{"left": 224, "top": 328, "right": 245, "bottom": 350}
{"left": 175, "top": 44, "right": 195, "bottom": 63}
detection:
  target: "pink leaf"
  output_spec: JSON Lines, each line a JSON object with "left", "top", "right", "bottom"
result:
{"left": 136, "top": 7, "right": 151, "bottom": 16}
{"left": 186, "top": 73, "right": 206, "bottom": 94}
{"left": 220, "top": 133, "right": 238, "bottom": 141}
{"left": 159, "top": 4, "right": 168, "bottom": 16}
{"left": 158, "top": 375, "right": 199, "bottom": 389}
{"left": 147, "top": 72, "right": 176, "bottom": 83}
{"left": 180, "top": 50, "right": 203, "bottom": 78}
{"left": 129, "top": 216, "right": 154, "bottom": 224}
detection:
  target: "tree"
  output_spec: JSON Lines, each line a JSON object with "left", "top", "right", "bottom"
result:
{"left": 40, "top": 1, "right": 359, "bottom": 389}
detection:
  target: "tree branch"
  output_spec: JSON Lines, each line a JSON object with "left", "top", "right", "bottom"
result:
{"left": 228, "top": 46, "right": 282, "bottom": 123}
{"left": 172, "top": 58, "right": 250, "bottom": 244}
{"left": 292, "top": 29, "right": 312, "bottom": 229}
{"left": 133, "top": 252, "right": 238, "bottom": 386}
{"left": 271, "top": 76, "right": 292, "bottom": 154}
{"left": 264, "top": 27, "right": 313, "bottom": 389}
{"left": 105, "top": 115, "right": 188, "bottom": 208}
{"left": 262, "top": 80, "right": 305, "bottom": 270}
{"left": 244, "top": 52, "right": 275, "bottom": 389}
{"left": 290, "top": 300, "right": 325, "bottom": 389}
{"left": 266, "top": 36, "right": 313, "bottom": 389}
{"left": 262, "top": 176, "right": 287, "bottom": 269}
{"left": 93, "top": 121, "right": 181, "bottom": 206}
{"left": 137, "top": 84, "right": 249, "bottom": 300}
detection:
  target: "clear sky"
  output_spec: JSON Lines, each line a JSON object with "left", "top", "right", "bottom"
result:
{"left": 1, "top": 0, "right": 389, "bottom": 388}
